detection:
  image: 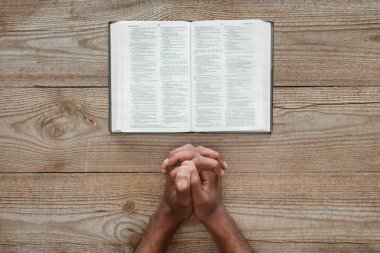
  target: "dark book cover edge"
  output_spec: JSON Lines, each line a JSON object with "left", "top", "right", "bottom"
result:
{"left": 270, "top": 21, "right": 274, "bottom": 134}
{"left": 108, "top": 21, "right": 116, "bottom": 133}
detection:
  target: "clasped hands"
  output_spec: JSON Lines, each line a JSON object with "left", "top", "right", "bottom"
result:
{"left": 136, "top": 144, "right": 253, "bottom": 253}
{"left": 158, "top": 144, "right": 228, "bottom": 229}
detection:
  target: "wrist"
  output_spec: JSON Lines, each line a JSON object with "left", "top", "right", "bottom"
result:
{"left": 155, "top": 201, "right": 186, "bottom": 231}
{"left": 201, "top": 206, "right": 237, "bottom": 239}
{"left": 135, "top": 202, "right": 181, "bottom": 253}
{"left": 200, "top": 204, "right": 227, "bottom": 228}
{"left": 201, "top": 206, "right": 253, "bottom": 253}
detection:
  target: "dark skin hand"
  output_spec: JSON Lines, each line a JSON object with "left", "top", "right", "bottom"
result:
{"left": 135, "top": 145, "right": 253, "bottom": 253}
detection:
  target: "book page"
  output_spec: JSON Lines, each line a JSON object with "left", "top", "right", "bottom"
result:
{"left": 110, "top": 21, "right": 191, "bottom": 132}
{"left": 191, "top": 20, "right": 272, "bottom": 132}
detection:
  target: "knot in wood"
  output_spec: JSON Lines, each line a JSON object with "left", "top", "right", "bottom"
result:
{"left": 114, "top": 222, "right": 142, "bottom": 245}
{"left": 59, "top": 100, "right": 78, "bottom": 115}
{"left": 40, "top": 99, "right": 95, "bottom": 140}
{"left": 122, "top": 200, "right": 135, "bottom": 213}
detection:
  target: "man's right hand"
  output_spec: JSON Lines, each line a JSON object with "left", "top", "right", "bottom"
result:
{"left": 180, "top": 160, "right": 253, "bottom": 253}
{"left": 180, "top": 160, "right": 226, "bottom": 225}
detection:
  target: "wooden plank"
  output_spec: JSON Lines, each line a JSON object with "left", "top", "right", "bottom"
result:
{"left": 0, "top": 173, "right": 379, "bottom": 252}
{"left": 168, "top": 241, "right": 380, "bottom": 253}
{"left": 0, "top": 0, "right": 379, "bottom": 87}
{"left": 0, "top": 240, "right": 378, "bottom": 253}
{"left": 0, "top": 86, "right": 378, "bottom": 173}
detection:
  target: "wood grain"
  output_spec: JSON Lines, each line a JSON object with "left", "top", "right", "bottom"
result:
{"left": 0, "top": 0, "right": 379, "bottom": 87}
{"left": 0, "top": 242, "right": 378, "bottom": 253}
{"left": 1, "top": 1, "right": 379, "bottom": 252}
{"left": 0, "top": 173, "right": 379, "bottom": 252}
{"left": 0, "top": 86, "right": 378, "bottom": 173}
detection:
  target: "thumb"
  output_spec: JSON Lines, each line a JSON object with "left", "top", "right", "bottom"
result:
{"left": 188, "top": 163, "right": 206, "bottom": 203}
{"left": 175, "top": 166, "right": 191, "bottom": 206}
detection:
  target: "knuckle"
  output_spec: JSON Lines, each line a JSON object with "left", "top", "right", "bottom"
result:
{"left": 169, "top": 169, "right": 177, "bottom": 178}
{"left": 190, "top": 149, "right": 197, "bottom": 157}
{"left": 182, "top": 160, "right": 192, "bottom": 166}
{"left": 195, "top": 155, "right": 204, "bottom": 163}
{"left": 184, "top": 143, "right": 193, "bottom": 148}
{"left": 195, "top": 146, "right": 203, "bottom": 154}
{"left": 167, "top": 151, "right": 175, "bottom": 159}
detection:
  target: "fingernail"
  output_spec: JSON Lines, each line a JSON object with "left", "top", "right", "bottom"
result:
{"left": 161, "top": 158, "right": 169, "bottom": 169}
{"left": 220, "top": 169, "right": 225, "bottom": 176}
{"left": 224, "top": 161, "right": 228, "bottom": 169}
{"left": 161, "top": 169, "right": 166, "bottom": 174}
{"left": 178, "top": 178, "right": 187, "bottom": 189}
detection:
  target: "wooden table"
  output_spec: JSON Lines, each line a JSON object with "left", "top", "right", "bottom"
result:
{"left": 0, "top": 1, "right": 379, "bottom": 252}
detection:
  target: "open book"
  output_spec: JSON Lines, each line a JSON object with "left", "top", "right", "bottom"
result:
{"left": 110, "top": 20, "right": 273, "bottom": 133}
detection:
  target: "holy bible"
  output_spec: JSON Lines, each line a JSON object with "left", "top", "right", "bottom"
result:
{"left": 110, "top": 20, "right": 273, "bottom": 133}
